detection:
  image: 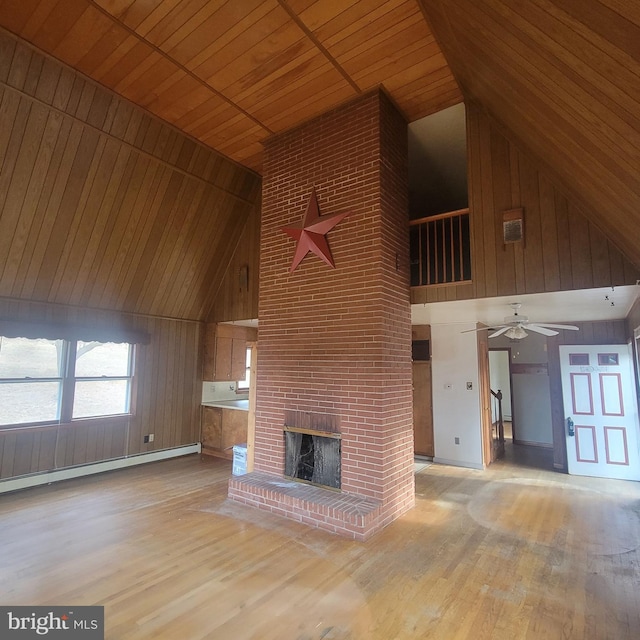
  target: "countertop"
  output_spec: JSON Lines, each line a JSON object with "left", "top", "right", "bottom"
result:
{"left": 202, "top": 399, "right": 249, "bottom": 411}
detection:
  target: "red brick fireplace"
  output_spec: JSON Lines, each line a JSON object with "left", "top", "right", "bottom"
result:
{"left": 228, "top": 90, "right": 415, "bottom": 540}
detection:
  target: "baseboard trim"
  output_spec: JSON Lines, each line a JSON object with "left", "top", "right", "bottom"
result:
{"left": 0, "top": 443, "right": 202, "bottom": 494}
{"left": 433, "top": 457, "right": 484, "bottom": 470}
{"left": 514, "top": 440, "right": 553, "bottom": 449}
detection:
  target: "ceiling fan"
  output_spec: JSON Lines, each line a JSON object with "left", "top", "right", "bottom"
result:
{"left": 464, "top": 303, "right": 580, "bottom": 339}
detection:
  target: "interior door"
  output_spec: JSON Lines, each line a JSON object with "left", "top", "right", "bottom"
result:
{"left": 412, "top": 360, "right": 434, "bottom": 457}
{"left": 559, "top": 344, "right": 640, "bottom": 480}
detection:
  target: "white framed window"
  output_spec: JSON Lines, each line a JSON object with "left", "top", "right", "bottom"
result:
{"left": 236, "top": 346, "right": 252, "bottom": 391}
{"left": 0, "top": 337, "right": 65, "bottom": 426}
{"left": 0, "top": 336, "right": 134, "bottom": 427}
{"left": 71, "top": 341, "right": 134, "bottom": 419}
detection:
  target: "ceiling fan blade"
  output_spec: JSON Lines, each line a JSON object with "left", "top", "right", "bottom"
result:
{"left": 524, "top": 324, "right": 559, "bottom": 336}
{"left": 530, "top": 323, "right": 579, "bottom": 331}
{"left": 460, "top": 325, "right": 505, "bottom": 334}
{"left": 489, "top": 327, "right": 511, "bottom": 338}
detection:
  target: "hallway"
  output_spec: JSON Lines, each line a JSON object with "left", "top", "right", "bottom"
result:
{"left": 494, "top": 421, "right": 555, "bottom": 471}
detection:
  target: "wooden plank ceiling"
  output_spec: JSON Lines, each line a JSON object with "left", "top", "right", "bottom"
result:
{"left": 419, "top": 0, "right": 640, "bottom": 271}
{"left": 0, "top": 0, "right": 462, "bottom": 172}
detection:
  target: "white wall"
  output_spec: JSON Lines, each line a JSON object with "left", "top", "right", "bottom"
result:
{"left": 512, "top": 375, "right": 553, "bottom": 445}
{"left": 489, "top": 350, "right": 512, "bottom": 420}
{"left": 431, "top": 323, "right": 484, "bottom": 468}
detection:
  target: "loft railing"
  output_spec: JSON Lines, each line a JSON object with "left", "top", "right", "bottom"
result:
{"left": 409, "top": 208, "right": 471, "bottom": 287}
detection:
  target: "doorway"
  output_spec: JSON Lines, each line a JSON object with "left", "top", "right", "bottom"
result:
{"left": 487, "top": 337, "right": 555, "bottom": 471}
{"left": 489, "top": 349, "right": 513, "bottom": 442}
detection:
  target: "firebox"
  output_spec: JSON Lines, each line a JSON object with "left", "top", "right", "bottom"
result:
{"left": 284, "top": 427, "right": 341, "bottom": 489}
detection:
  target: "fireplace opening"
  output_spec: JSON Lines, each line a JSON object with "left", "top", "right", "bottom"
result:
{"left": 284, "top": 428, "right": 341, "bottom": 490}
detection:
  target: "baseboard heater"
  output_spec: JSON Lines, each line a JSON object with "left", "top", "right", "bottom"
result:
{"left": 0, "top": 443, "right": 202, "bottom": 494}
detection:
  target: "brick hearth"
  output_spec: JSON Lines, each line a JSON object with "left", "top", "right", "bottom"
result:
{"left": 228, "top": 472, "right": 382, "bottom": 541}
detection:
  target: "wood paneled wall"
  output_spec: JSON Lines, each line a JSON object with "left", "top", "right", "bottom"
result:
{"left": 208, "top": 196, "right": 261, "bottom": 322}
{"left": 412, "top": 103, "right": 640, "bottom": 304}
{"left": 0, "top": 30, "right": 261, "bottom": 322}
{"left": 0, "top": 298, "right": 202, "bottom": 481}
{"left": 547, "top": 320, "right": 629, "bottom": 472}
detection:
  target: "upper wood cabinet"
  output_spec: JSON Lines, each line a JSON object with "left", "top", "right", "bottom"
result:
{"left": 212, "top": 335, "right": 246, "bottom": 381}
{"left": 203, "top": 323, "right": 256, "bottom": 381}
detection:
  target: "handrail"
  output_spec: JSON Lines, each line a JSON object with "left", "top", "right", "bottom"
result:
{"left": 490, "top": 388, "right": 505, "bottom": 458}
{"left": 409, "top": 208, "right": 470, "bottom": 226}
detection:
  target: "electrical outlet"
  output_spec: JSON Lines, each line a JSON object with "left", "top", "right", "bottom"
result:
{"left": 466, "top": 381, "right": 473, "bottom": 390}
{"left": 455, "top": 437, "right": 460, "bottom": 445}
{"left": 148, "top": 433, "right": 154, "bottom": 442}
{"left": 143, "top": 435, "right": 149, "bottom": 443}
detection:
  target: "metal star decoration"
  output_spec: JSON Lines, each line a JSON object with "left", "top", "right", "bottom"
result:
{"left": 281, "top": 188, "right": 351, "bottom": 273}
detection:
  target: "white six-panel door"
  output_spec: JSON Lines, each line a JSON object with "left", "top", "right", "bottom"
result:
{"left": 559, "top": 344, "right": 640, "bottom": 481}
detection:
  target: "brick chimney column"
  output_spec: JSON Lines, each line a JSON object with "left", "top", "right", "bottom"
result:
{"left": 230, "top": 90, "right": 414, "bottom": 538}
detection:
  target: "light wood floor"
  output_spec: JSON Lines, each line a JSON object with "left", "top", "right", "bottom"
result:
{"left": 2, "top": 454, "right": 640, "bottom": 639}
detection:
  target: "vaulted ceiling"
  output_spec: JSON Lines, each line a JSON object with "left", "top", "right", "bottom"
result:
{"left": 0, "top": 0, "right": 639, "bottom": 320}
{"left": 0, "top": 0, "right": 461, "bottom": 171}
{"left": 419, "top": 0, "right": 640, "bottom": 271}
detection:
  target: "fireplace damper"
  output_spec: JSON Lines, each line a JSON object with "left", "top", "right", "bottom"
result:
{"left": 284, "top": 427, "right": 341, "bottom": 489}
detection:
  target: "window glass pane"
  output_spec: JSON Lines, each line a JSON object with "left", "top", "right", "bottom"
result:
{"left": 0, "top": 337, "right": 64, "bottom": 378}
{"left": 0, "top": 381, "right": 62, "bottom": 425}
{"left": 237, "top": 373, "right": 249, "bottom": 390}
{"left": 238, "top": 347, "right": 251, "bottom": 389}
{"left": 73, "top": 380, "right": 130, "bottom": 418}
{"left": 75, "top": 342, "right": 131, "bottom": 377}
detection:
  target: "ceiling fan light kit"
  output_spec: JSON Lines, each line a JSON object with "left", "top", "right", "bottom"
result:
{"left": 504, "top": 326, "right": 527, "bottom": 340}
{"left": 462, "top": 303, "right": 580, "bottom": 340}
